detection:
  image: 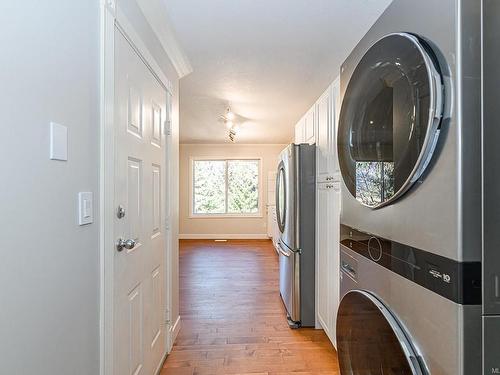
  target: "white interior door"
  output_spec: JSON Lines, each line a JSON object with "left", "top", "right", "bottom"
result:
{"left": 114, "top": 28, "right": 167, "bottom": 375}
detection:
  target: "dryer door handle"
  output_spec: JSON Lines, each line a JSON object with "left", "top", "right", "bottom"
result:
{"left": 341, "top": 261, "right": 357, "bottom": 279}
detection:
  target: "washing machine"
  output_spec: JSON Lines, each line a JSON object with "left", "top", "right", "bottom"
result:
{"left": 335, "top": 0, "right": 482, "bottom": 374}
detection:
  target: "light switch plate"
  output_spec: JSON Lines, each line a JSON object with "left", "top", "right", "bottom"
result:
{"left": 50, "top": 122, "right": 68, "bottom": 161}
{"left": 78, "top": 192, "right": 93, "bottom": 225}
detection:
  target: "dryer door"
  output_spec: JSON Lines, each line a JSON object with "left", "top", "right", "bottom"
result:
{"left": 336, "top": 290, "right": 427, "bottom": 375}
{"left": 338, "top": 33, "right": 444, "bottom": 209}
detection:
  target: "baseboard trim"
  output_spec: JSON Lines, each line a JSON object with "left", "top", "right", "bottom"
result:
{"left": 179, "top": 233, "right": 270, "bottom": 240}
{"left": 154, "top": 350, "right": 168, "bottom": 375}
{"left": 170, "top": 315, "right": 181, "bottom": 346}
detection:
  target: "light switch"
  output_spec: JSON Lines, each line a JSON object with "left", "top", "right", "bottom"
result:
{"left": 50, "top": 122, "right": 68, "bottom": 161}
{"left": 78, "top": 192, "right": 93, "bottom": 225}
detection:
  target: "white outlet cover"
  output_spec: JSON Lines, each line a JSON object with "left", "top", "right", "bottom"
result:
{"left": 50, "top": 122, "right": 68, "bottom": 161}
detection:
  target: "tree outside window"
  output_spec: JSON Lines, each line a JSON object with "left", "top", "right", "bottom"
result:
{"left": 193, "top": 159, "right": 260, "bottom": 215}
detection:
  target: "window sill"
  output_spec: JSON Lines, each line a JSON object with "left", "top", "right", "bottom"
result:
{"left": 189, "top": 213, "right": 263, "bottom": 219}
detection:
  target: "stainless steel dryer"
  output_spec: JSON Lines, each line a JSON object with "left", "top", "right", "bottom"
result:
{"left": 336, "top": 0, "right": 482, "bottom": 374}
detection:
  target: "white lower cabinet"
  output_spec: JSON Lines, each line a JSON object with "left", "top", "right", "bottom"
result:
{"left": 316, "top": 180, "right": 340, "bottom": 347}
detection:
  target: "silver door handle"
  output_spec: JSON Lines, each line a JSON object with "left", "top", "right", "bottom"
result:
{"left": 116, "top": 238, "right": 136, "bottom": 252}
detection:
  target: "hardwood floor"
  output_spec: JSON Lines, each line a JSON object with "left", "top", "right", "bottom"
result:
{"left": 160, "top": 239, "right": 340, "bottom": 375}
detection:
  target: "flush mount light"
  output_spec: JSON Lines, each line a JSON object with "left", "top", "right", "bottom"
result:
{"left": 226, "top": 110, "right": 235, "bottom": 121}
{"left": 219, "top": 107, "right": 237, "bottom": 125}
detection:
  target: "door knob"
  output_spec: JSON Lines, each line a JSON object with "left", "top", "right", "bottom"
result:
{"left": 116, "top": 238, "right": 136, "bottom": 252}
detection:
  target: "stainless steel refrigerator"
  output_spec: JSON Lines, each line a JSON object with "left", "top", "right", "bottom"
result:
{"left": 275, "top": 143, "right": 315, "bottom": 328}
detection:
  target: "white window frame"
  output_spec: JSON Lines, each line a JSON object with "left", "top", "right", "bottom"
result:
{"left": 189, "top": 157, "right": 263, "bottom": 218}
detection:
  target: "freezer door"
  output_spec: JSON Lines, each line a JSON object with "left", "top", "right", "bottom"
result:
{"left": 278, "top": 242, "right": 300, "bottom": 322}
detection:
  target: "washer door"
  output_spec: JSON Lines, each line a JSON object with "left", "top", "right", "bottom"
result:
{"left": 336, "top": 290, "right": 427, "bottom": 375}
{"left": 338, "top": 33, "right": 444, "bottom": 208}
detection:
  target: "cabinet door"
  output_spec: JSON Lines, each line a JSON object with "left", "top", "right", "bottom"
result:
{"left": 331, "top": 78, "right": 341, "bottom": 175}
{"left": 316, "top": 183, "right": 331, "bottom": 332}
{"left": 304, "top": 107, "right": 315, "bottom": 144}
{"left": 328, "top": 181, "right": 341, "bottom": 346}
{"left": 295, "top": 118, "right": 305, "bottom": 143}
{"left": 316, "top": 88, "right": 332, "bottom": 183}
{"left": 316, "top": 181, "right": 341, "bottom": 347}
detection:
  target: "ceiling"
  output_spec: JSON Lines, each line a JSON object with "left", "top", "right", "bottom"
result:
{"left": 163, "top": 0, "right": 393, "bottom": 144}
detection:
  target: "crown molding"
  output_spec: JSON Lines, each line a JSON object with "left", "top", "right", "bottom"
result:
{"left": 135, "top": 0, "right": 193, "bottom": 78}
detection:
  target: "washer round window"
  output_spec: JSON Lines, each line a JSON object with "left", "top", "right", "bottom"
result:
{"left": 336, "top": 290, "right": 426, "bottom": 374}
{"left": 338, "top": 33, "right": 444, "bottom": 208}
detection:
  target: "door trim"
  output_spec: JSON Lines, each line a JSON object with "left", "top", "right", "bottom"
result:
{"left": 100, "top": 2, "right": 175, "bottom": 374}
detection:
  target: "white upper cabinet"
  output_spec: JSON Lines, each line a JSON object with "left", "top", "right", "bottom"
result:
{"left": 295, "top": 116, "right": 305, "bottom": 143}
{"left": 332, "top": 78, "right": 340, "bottom": 175}
{"left": 304, "top": 106, "right": 315, "bottom": 144}
{"left": 316, "top": 78, "right": 340, "bottom": 183}
{"left": 316, "top": 87, "right": 332, "bottom": 182}
{"left": 294, "top": 107, "right": 315, "bottom": 144}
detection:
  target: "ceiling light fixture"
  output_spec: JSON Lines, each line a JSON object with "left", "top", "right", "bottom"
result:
{"left": 220, "top": 106, "right": 239, "bottom": 142}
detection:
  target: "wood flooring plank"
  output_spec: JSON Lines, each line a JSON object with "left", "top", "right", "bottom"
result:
{"left": 160, "top": 239, "right": 339, "bottom": 374}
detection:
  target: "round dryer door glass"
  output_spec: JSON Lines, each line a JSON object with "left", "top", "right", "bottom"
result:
{"left": 336, "top": 290, "right": 426, "bottom": 375}
{"left": 338, "top": 33, "right": 443, "bottom": 208}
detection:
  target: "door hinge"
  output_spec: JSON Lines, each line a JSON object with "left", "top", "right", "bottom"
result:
{"left": 165, "top": 307, "right": 171, "bottom": 326}
{"left": 164, "top": 120, "right": 172, "bottom": 136}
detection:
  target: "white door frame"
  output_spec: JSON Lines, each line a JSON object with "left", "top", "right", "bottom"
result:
{"left": 99, "top": 2, "right": 174, "bottom": 374}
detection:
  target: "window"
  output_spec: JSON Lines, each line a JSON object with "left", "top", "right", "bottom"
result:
{"left": 192, "top": 159, "right": 260, "bottom": 216}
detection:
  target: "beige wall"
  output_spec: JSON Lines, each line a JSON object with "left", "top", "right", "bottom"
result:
{"left": 179, "top": 144, "right": 286, "bottom": 238}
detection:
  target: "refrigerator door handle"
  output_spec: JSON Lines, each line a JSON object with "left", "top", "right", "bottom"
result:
{"left": 278, "top": 242, "right": 293, "bottom": 257}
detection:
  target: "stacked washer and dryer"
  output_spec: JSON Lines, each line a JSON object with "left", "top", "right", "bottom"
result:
{"left": 335, "top": 0, "right": 484, "bottom": 374}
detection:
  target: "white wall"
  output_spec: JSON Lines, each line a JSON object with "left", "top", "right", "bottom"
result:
{"left": 0, "top": 1, "right": 180, "bottom": 374}
{"left": 0, "top": 2, "right": 100, "bottom": 374}
{"left": 179, "top": 144, "right": 285, "bottom": 238}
